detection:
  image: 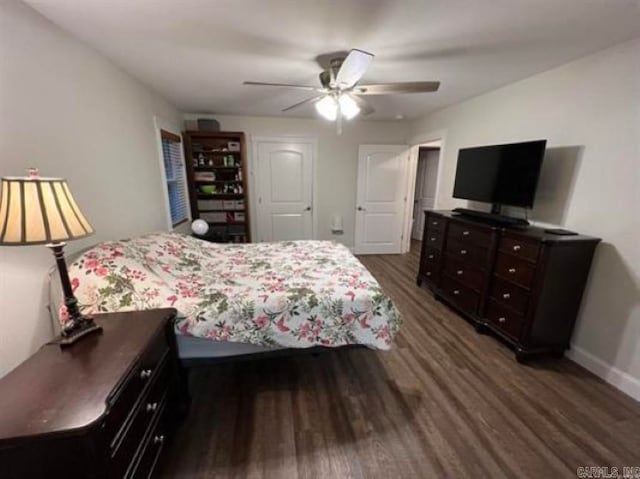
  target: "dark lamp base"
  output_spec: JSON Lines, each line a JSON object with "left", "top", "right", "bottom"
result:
{"left": 47, "top": 242, "right": 103, "bottom": 347}
{"left": 58, "top": 319, "right": 103, "bottom": 347}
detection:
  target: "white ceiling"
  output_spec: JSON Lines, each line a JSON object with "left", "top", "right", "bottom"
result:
{"left": 25, "top": 0, "right": 640, "bottom": 120}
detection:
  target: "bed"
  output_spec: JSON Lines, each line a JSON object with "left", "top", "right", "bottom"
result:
{"left": 49, "top": 233, "right": 401, "bottom": 359}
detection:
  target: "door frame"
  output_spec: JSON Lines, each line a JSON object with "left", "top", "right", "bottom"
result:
{"left": 411, "top": 146, "right": 440, "bottom": 240}
{"left": 401, "top": 129, "right": 447, "bottom": 253}
{"left": 250, "top": 135, "right": 318, "bottom": 242}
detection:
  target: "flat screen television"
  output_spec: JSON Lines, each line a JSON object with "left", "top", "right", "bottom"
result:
{"left": 452, "top": 140, "right": 546, "bottom": 209}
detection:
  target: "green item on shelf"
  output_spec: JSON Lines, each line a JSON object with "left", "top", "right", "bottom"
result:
{"left": 200, "top": 185, "right": 216, "bottom": 194}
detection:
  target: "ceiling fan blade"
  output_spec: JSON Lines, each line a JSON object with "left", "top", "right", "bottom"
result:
{"left": 243, "top": 81, "right": 322, "bottom": 92}
{"left": 355, "top": 81, "right": 440, "bottom": 95}
{"left": 282, "top": 95, "right": 325, "bottom": 112}
{"left": 334, "top": 49, "right": 374, "bottom": 89}
{"left": 352, "top": 95, "right": 375, "bottom": 116}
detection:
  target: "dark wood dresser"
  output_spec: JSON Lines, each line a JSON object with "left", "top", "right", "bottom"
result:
{"left": 0, "top": 308, "right": 188, "bottom": 478}
{"left": 417, "top": 210, "right": 600, "bottom": 361}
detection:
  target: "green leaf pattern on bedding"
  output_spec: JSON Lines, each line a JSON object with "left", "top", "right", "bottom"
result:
{"left": 66, "top": 233, "right": 401, "bottom": 349}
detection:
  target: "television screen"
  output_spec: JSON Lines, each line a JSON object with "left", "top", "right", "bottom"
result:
{"left": 452, "top": 140, "right": 546, "bottom": 208}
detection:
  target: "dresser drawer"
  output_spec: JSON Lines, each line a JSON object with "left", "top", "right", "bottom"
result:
{"left": 105, "top": 330, "right": 170, "bottom": 448}
{"left": 420, "top": 264, "right": 438, "bottom": 284}
{"left": 494, "top": 253, "right": 537, "bottom": 289}
{"left": 443, "top": 255, "right": 486, "bottom": 292}
{"left": 425, "top": 213, "right": 444, "bottom": 231}
{"left": 424, "top": 228, "right": 445, "bottom": 250}
{"left": 485, "top": 300, "right": 525, "bottom": 340}
{"left": 489, "top": 276, "right": 530, "bottom": 315}
{"left": 128, "top": 402, "right": 168, "bottom": 479}
{"left": 499, "top": 234, "right": 540, "bottom": 263}
{"left": 421, "top": 247, "right": 440, "bottom": 267}
{"left": 445, "top": 238, "right": 491, "bottom": 269}
{"left": 111, "top": 355, "right": 170, "bottom": 477}
{"left": 441, "top": 275, "right": 480, "bottom": 316}
{"left": 447, "top": 221, "right": 492, "bottom": 247}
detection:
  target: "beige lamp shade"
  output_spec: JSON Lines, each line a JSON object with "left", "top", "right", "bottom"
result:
{"left": 0, "top": 173, "right": 94, "bottom": 245}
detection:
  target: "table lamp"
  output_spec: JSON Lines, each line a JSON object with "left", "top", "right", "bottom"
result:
{"left": 0, "top": 168, "right": 102, "bottom": 346}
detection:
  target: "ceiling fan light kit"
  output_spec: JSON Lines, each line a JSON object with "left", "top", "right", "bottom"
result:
{"left": 244, "top": 48, "right": 440, "bottom": 132}
{"left": 338, "top": 94, "right": 360, "bottom": 120}
{"left": 315, "top": 94, "right": 361, "bottom": 122}
{"left": 315, "top": 95, "right": 338, "bottom": 121}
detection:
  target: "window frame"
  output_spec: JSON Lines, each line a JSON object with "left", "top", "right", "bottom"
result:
{"left": 154, "top": 117, "right": 191, "bottom": 230}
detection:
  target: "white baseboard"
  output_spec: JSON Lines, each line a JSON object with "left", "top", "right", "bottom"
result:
{"left": 566, "top": 346, "right": 640, "bottom": 402}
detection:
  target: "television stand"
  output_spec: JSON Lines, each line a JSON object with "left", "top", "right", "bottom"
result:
{"left": 451, "top": 207, "right": 529, "bottom": 227}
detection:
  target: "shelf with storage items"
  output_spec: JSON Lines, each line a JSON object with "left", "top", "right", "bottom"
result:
{"left": 184, "top": 131, "right": 250, "bottom": 243}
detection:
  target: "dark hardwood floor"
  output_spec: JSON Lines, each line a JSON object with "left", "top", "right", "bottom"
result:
{"left": 160, "top": 241, "right": 640, "bottom": 478}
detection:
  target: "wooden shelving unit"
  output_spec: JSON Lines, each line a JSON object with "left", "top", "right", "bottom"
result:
{"left": 183, "top": 131, "right": 251, "bottom": 243}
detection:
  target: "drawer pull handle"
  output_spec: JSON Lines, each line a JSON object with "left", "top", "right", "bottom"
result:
{"left": 460, "top": 249, "right": 467, "bottom": 255}
{"left": 456, "top": 270, "right": 463, "bottom": 276}
{"left": 453, "top": 289, "right": 460, "bottom": 295}
{"left": 426, "top": 272, "right": 431, "bottom": 276}
{"left": 508, "top": 267, "right": 516, "bottom": 273}
{"left": 498, "top": 317, "right": 507, "bottom": 323}
{"left": 140, "top": 369, "right": 153, "bottom": 379}
{"left": 428, "top": 254, "right": 434, "bottom": 259}
{"left": 432, "top": 221, "right": 438, "bottom": 225}
{"left": 462, "top": 231, "right": 470, "bottom": 236}
{"left": 146, "top": 402, "right": 159, "bottom": 412}
{"left": 430, "top": 237, "right": 436, "bottom": 241}
{"left": 153, "top": 435, "right": 165, "bottom": 445}
{"left": 513, "top": 245, "right": 521, "bottom": 251}
{"left": 502, "top": 293, "right": 511, "bottom": 299}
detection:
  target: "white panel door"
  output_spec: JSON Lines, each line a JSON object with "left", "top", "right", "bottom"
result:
{"left": 256, "top": 141, "right": 313, "bottom": 242}
{"left": 355, "top": 145, "right": 410, "bottom": 254}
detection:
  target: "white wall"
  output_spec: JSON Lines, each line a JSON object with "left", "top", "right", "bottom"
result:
{"left": 410, "top": 38, "right": 640, "bottom": 400}
{"left": 0, "top": 0, "right": 182, "bottom": 377}
{"left": 185, "top": 114, "right": 409, "bottom": 248}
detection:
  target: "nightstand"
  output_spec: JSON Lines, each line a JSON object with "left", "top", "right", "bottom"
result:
{"left": 0, "top": 308, "right": 188, "bottom": 478}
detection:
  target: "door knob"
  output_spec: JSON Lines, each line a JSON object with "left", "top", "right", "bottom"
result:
{"left": 304, "top": 206, "right": 312, "bottom": 211}
{"left": 357, "top": 206, "right": 366, "bottom": 211}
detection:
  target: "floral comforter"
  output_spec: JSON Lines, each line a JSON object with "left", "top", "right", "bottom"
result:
{"left": 66, "top": 233, "right": 401, "bottom": 349}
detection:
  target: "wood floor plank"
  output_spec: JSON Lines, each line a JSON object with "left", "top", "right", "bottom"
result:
{"left": 160, "top": 242, "right": 640, "bottom": 478}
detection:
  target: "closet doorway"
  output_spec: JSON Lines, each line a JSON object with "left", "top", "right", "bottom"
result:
{"left": 411, "top": 144, "right": 441, "bottom": 241}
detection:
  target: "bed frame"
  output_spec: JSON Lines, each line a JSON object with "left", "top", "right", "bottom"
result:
{"left": 180, "top": 344, "right": 366, "bottom": 368}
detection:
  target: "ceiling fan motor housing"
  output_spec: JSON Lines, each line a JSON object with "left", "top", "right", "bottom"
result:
{"left": 319, "top": 56, "right": 346, "bottom": 88}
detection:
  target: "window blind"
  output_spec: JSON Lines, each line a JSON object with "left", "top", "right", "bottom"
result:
{"left": 161, "top": 130, "right": 188, "bottom": 226}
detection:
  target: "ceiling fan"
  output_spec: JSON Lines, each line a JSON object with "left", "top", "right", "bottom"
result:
{"left": 243, "top": 49, "right": 440, "bottom": 133}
